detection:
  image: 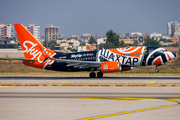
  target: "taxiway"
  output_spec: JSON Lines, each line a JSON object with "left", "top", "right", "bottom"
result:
{"left": 0, "top": 76, "right": 180, "bottom": 120}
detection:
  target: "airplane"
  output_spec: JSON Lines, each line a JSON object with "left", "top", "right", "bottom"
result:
{"left": 12, "top": 23, "right": 176, "bottom": 78}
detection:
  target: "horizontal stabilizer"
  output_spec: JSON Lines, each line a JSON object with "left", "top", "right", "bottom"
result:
{"left": 5, "top": 58, "right": 37, "bottom": 62}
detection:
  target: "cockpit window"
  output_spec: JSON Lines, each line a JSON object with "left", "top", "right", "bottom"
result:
{"left": 158, "top": 50, "right": 165, "bottom": 53}
{"left": 159, "top": 50, "right": 163, "bottom": 53}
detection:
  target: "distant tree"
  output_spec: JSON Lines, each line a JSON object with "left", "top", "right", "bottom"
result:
{"left": 133, "top": 40, "right": 138, "bottom": 46}
{"left": 98, "top": 30, "right": 120, "bottom": 49}
{"left": 169, "top": 43, "right": 179, "bottom": 47}
{"left": 143, "top": 38, "right": 160, "bottom": 47}
{"left": 47, "top": 40, "right": 60, "bottom": 50}
{"left": 88, "top": 36, "right": 96, "bottom": 44}
{"left": 9, "top": 44, "right": 14, "bottom": 48}
{"left": 4, "top": 44, "right": 8, "bottom": 48}
{"left": 71, "top": 48, "right": 77, "bottom": 52}
{"left": 119, "top": 41, "right": 125, "bottom": 47}
{"left": 67, "top": 47, "right": 71, "bottom": 50}
{"left": 99, "top": 42, "right": 116, "bottom": 49}
{"left": 159, "top": 39, "right": 172, "bottom": 42}
{"left": 100, "top": 29, "right": 120, "bottom": 49}
{"left": 43, "top": 40, "right": 49, "bottom": 48}
{"left": 14, "top": 44, "right": 18, "bottom": 48}
{"left": 80, "top": 41, "right": 86, "bottom": 46}
{"left": 106, "top": 29, "right": 119, "bottom": 47}
{"left": 0, "top": 44, "right": 3, "bottom": 48}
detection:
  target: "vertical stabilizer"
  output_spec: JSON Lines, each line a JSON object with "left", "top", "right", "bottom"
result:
{"left": 14, "top": 23, "right": 56, "bottom": 68}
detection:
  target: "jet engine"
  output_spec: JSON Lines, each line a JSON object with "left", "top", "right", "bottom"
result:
{"left": 100, "top": 61, "right": 133, "bottom": 73}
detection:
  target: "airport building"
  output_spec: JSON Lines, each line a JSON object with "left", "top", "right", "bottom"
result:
{"left": 150, "top": 32, "right": 163, "bottom": 41}
{"left": 25, "top": 24, "right": 40, "bottom": 41}
{"left": 167, "top": 21, "right": 180, "bottom": 37}
{"left": 45, "top": 25, "right": 61, "bottom": 41}
{"left": 0, "top": 23, "right": 14, "bottom": 38}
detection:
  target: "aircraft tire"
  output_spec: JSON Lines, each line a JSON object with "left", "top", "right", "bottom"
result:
{"left": 89, "top": 72, "right": 96, "bottom": 78}
{"left": 155, "top": 68, "right": 159, "bottom": 72}
{"left": 97, "top": 72, "right": 103, "bottom": 78}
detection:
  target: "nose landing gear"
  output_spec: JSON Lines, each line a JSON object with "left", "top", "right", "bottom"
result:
{"left": 155, "top": 65, "right": 159, "bottom": 72}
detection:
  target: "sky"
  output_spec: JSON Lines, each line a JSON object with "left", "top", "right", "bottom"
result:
{"left": 1, "top": 0, "right": 180, "bottom": 37}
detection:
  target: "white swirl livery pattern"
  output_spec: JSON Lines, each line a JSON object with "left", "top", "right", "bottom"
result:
{"left": 23, "top": 40, "right": 56, "bottom": 69}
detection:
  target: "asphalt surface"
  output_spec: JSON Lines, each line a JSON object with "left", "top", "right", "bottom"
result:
{"left": 1, "top": 76, "right": 180, "bottom": 80}
{"left": 0, "top": 76, "right": 180, "bottom": 84}
{"left": 0, "top": 76, "right": 180, "bottom": 120}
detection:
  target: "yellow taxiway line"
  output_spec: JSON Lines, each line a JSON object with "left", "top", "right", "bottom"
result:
{"left": 78, "top": 97, "right": 180, "bottom": 120}
{"left": 0, "top": 86, "right": 12, "bottom": 88}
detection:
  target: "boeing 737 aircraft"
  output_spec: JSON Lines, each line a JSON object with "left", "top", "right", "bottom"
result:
{"left": 13, "top": 23, "right": 176, "bottom": 78}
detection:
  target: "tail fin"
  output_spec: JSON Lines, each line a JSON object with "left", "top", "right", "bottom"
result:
{"left": 14, "top": 23, "right": 56, "bottom": 62}
{"left": 14, "top": 23, "right": 56, "bottom": 69}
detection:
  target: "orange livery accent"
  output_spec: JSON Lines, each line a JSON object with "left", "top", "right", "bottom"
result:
{"left": 108, "top": 46, "right": 143, "bottom": 57}
{"left": 152, "top": 57, "right": 162, "bottom": 65}
{"left": 167, "top": 53, "right": 171, "bottom": 61}
{"left": 101, "top": 61, "right": 120, "bottom": 73}
{"left": 14, "top": 23, "right": 56, "bottom": 69}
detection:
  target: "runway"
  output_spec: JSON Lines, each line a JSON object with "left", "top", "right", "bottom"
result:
{"left": 0, "top": 76, "right": 180, "bottom": 120}
{"left": 1, "top": 76, "right": 180, "bottom": 80}
{"left": 0, "top": 76, "right": 180, "bottom": 84}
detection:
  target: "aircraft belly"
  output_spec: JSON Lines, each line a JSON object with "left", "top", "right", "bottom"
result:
{"left": 45, "top": 62, "right": 90, "bottom": 72}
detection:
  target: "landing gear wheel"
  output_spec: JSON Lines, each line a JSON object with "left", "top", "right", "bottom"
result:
{"left": 155, "top": 68, "right": 159, "bottom": 72}
{"left": 89, "top": 72, "right": 96, "bottom": 78}
{"left": 97, "top": 72, "right": 103, "bottom": 78}
{"left": 155, "top": 65, "right": 159, "bottom": 72}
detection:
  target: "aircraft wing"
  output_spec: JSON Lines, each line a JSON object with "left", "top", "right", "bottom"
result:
{"left": 39, "top": 46, "right": 101, "bottom": 68}
{"left": 53, "top": 58, "right": 101, "bottom": 68}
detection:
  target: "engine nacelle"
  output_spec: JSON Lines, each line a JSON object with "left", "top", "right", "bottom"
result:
{"left": 100, "top": 61, "right": 133, "bottom": 73}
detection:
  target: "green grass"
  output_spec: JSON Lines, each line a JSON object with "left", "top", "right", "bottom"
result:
{"left": 1, "top": 58, "right": 180, "bottom": 76}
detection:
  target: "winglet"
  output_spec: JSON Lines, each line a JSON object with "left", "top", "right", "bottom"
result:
{"left": 87, "top": 44, "right": 93, "bottom": 51}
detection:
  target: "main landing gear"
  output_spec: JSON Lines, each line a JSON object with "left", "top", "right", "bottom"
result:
{"left": 155, "top": 65, "right": 159, "bottom": 72}
{"left": 89, "top": 72, "right": 103, "bottom": 78}
{"left": 89, "top": 72, "right": 96, "bottom": 78}
{"left": 97, "top": 72, "right": 103, "bottom": 78}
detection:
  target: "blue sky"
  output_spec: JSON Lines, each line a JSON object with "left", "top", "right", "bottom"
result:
{"left": 1, "top": 0, "right": 180, "bottom": 37}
